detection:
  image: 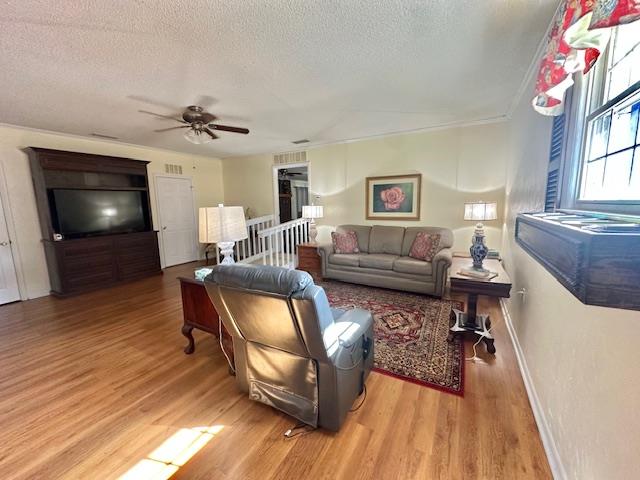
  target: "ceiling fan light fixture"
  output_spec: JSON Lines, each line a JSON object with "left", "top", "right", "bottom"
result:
{"left": 184, "top": 128, "right": 212, "bottom": 145}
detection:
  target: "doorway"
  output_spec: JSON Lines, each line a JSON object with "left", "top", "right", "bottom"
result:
{"left": 274, "top": 165, "right": 309, "bottom": 224}
{"left": 0, "top": 194, "right": 20, "bottom": 304}
{"left": 155, "top": 175, "right": 198, "bottom": 267}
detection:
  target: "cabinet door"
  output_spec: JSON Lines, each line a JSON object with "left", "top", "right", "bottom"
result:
{"left": 58, "top": 238, "right": 117, "bottom": 293}
{"left": 115, "top": 232, "right": 161, "bottom": 281}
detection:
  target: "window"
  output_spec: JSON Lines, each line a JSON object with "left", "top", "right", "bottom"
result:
{"left": 563, "top": 21, "right": 640, "bottom": 214}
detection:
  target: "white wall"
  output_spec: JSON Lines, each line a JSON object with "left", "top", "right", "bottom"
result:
{"left": 501, "top": 78, "right": 640, "bottom": 479}
{"left": 223, "top": 121, "right": 509, "bottom": 252}
{"left": 0, "top": 125, "right": 224, "bottom": 299}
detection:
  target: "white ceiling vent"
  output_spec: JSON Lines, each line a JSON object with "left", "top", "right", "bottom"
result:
{"left": 274, "top": 151, "right": 307, "bottom": 165}
{"left": 165, "top": 163, "right": 183, "bottom": 175}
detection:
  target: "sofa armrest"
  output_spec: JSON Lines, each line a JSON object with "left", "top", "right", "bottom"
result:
{"left": 432, "top": 247, "right": 452, "bottom": 297}
{"left": 317, "top": 243, "right": 333, "bottom": 275}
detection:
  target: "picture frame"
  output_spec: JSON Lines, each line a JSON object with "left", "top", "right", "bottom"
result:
{"left": 365, "top": 174, "right": 421, "bottom": 220}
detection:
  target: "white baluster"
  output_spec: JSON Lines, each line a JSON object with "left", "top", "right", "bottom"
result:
{"left": 285, "top": 228, "right": 290, "bottom": 267}
{"left": 251, "top": 225, "right": 256, "bottom": 258}
{"left": 293, "top": 224, "right": 298, "bottom": 266}
{"left": 290, "top": 226, "right": 295, "bottom": 267}
{"left": 278, "top": 227, "right": 285, "bottom": 267}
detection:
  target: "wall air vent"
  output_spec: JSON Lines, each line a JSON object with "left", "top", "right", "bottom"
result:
{"left": 165, "top": 164, "right": 183, "bottom": 175}
{"left": 274, "top": 151, "right": 307, "bottom": 165}
{"left": 90, "top": 133, "right": 119, "bottom": 140}
{"left": 292, "top": 139, "right": 310, "bottom": 144}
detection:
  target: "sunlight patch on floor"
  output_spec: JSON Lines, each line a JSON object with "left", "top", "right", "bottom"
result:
{"left": 118, "top": 425, "right": 224, "bottom": 480}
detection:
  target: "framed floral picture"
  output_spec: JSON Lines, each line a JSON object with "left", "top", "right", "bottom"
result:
{"left": 365, "top": 174, "right": 421, "bottom": 220}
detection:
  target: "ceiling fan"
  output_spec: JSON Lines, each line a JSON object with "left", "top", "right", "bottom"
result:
{"left": 140, "top": 105, "right": 249, "bottom": 144}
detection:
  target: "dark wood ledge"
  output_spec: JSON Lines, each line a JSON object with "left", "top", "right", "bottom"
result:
{"left": 515, "top": 213, "right": 640, "bottom": 311}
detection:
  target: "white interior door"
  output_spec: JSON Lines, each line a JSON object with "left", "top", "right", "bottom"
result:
{"left": 0, "top": 195, "right": 20, "bottom": 304}
{"left": 156, "top": 176, "right": 198, "bottom": 267}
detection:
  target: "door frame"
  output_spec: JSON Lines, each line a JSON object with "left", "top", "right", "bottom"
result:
{"left": 0, "top": 160, "right": 27, "bottom": 300}
{"left": 153, "top": 173, "right": 199, "bottom": 268}
{"left": 271, "top": 162, "right": 310, "bottom": 225}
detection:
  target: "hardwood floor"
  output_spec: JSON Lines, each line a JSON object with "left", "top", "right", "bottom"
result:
{"left": 0, "top": 262, "right": 551, "bottom": 479}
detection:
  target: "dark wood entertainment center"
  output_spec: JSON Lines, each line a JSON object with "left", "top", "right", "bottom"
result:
{"left": 28, "top": 148, "right": 162, "bottom": 296}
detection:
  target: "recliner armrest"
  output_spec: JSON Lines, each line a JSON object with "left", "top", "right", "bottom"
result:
{"left": 323, "top": 308, "right": 373, "bottom": 359}
{"left": 331, "top": 309, "right": 373, "bottom": 347}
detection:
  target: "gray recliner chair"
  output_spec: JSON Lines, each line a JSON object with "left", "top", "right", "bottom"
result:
{"left": 204, "top": 264, "right": 374, "bottom": 431}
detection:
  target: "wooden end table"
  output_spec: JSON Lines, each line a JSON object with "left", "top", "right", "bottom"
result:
{"left": 448, "top": 257, "right": 512, "bottom": 354}
{"left": 297, "top": 242, "right": 322, "bottom": 279}
{"left": 178, "top": 276, "right": 234, "bottom": 367}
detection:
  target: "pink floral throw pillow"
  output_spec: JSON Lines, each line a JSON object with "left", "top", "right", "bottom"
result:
{"left": 409, "top": 232, "right": 441, "bottom": 262}
{"left": 331, "top": 231, "right": 360, "bottom": 254}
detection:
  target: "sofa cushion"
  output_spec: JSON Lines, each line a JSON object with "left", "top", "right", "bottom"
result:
{"left": 359, "top": 253, "right": 398, "bottom": 270}
{"left": 369, "top": 226, "right": 405, "bottom": 255}
{"left": 328, "top": 253, "right": 360, "bottom": 267}
{"left": 393, "top": 257, "right": 433, "bottom": 276}
{"left": 331, "top": 231, "right": 359, "bottom": 254}
{"left": 402, "top": 227, "right": 454, "bottom": 256}
{"left": 409, "top": 232, "right": 441, "bottom": 261}
{"left": 337, "top": 225, "right": 371, "bottom": 253}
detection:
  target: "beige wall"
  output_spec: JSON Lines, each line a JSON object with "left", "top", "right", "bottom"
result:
{"left": 223, "top": 121, "right": 509, "bottom": 252}
{"left": 0, "top": 125, "right": 224, "bottom": 299}
{"left": 501, "top": 78, "right": 640, "bottom": 479}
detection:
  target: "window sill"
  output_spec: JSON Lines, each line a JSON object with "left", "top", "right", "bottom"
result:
{"left": 515, "top": 212, "right": 640, "bottom": 311}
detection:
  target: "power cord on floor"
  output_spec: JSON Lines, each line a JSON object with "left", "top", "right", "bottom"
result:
{"left": 466, "top": 326, "right": 492, "bottom": 362}
{"left": 350, "top": 384, "right": 367, "bottom": 412}
{"left": 284, "top": 422, "right": 315, "bottom": 439}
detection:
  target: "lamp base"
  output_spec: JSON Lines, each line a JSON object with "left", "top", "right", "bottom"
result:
{"left": 309, "top": 220, "right": 318, "bottom": 243}
{"left": 470, "top": 222, "right": 488, "bottom": 270}
{"left": 218, "top": 241, "right": 236, "bottom": 265}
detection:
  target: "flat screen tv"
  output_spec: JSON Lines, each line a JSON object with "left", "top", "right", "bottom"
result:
{"left": 50, "top": 189, "right": 150, "bottom": 238}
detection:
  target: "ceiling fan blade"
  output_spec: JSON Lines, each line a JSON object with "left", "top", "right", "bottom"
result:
{"left": 208, "top": 124, "right": 249, "bottom": 134}
{"left": 203, "top": 127, "right": 219, "bottom": 140}
{"left": 139, "top": 110, "right": 186, "bottom": 123}
{"left": 154, "top": 125, "right": 191, "bottom": 132}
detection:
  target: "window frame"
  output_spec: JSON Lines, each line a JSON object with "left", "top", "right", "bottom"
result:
{"left": 559, "top": 31, "right": 640, "bottom": 217}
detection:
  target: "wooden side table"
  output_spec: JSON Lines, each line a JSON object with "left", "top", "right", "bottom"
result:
{"left": 178, "top": 276, "right": 234, "bottom": 367}
{"left": 448, "top": 258, "right": 512, "bottom": 354}
{"left": 297, "top": 242, "right": 322, "bottom": 279}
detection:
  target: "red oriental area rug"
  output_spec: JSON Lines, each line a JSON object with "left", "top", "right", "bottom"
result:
{"left": 319, "top": 280, "right": 464, "bottom": 396}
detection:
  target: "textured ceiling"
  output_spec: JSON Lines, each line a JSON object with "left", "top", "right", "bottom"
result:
{"left": 0, "top": 0, "right": 557, "bottom": 158}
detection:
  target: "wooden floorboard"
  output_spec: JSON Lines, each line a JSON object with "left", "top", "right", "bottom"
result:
{"left": 0, "top": 262, "right": 551, "bottom": 479}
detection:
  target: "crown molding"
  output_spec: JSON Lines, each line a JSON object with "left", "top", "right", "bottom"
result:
{"left": 0, "top": 122, "right": 223, "bottom": 162}
{"left": 221, "top": 114, "right": 509, "bottom": 159}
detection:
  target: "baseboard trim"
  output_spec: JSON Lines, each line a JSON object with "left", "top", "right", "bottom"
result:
{"left": 499, "top": 299, "right": 567, "bottom": 480}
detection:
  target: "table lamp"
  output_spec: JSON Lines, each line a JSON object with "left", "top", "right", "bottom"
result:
{"left": 199, "top": 204, "right": 248, "bottom": 264}
{"left": 463, "top": 201, "right": 497, "bottom": 270}
{"left": 302, "top": 205, "right": 323, "bottom": 243}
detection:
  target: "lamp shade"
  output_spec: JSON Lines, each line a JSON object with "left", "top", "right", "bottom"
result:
{"left": 302, "top": 205, "right": 324, "bottom": 219}
{"left": 464, "top": 202, "right": 497, "bottom": 221}
{"left": 199, "top": 205, "right": 248, "bottom": 243}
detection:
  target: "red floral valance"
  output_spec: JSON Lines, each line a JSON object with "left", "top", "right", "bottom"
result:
{"left": 533, "top": 0, "right": 640, "bottom": 116}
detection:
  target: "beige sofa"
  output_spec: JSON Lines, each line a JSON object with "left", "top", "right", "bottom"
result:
{"left": 318, "top": 225, "right": 453, "bottom": 297}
